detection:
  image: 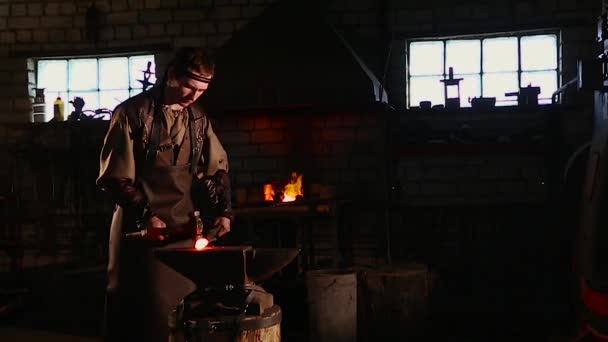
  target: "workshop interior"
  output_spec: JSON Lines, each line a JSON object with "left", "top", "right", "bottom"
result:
{"left": 1, "top": 0, "right": 608, "bottom": 341}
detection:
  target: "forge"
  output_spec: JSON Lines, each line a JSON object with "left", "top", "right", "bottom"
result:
{"left": 154, "top": 246, "right": 299, "bottom": 341}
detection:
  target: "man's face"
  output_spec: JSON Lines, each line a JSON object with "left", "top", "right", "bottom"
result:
{"left": 167, "top": 69, "right": 210, "bottom": 107}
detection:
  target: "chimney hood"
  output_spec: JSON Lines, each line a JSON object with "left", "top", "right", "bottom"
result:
{"left": 201, "top": 0, "right": 389, "bottom": 112}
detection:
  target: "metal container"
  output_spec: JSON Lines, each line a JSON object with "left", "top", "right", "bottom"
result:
{"left": 306, "top": 269, "right": 357, "bottom": 342}
{"left": 32, "top": 88, "right": 46, "bottom": 122}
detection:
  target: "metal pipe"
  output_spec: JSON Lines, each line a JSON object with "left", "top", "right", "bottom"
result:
{"left": 551, "top": 77, "right": 578, "bottom": 104}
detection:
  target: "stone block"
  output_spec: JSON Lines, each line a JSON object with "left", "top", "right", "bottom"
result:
{"left": 251, "top": 129, "right": 284, "bottom": 144}
{"left": 8, "top": 17, "right": 38, "bottom": 29}
{"left": 44, "top": 3, "right": 60, "bottom": 15}
{"left": 109, "top": 11, "right": 138, "bottom": 25}
{"left": 15, "top": 30, "right": 31, "bottom": 43}
{"left": 128, "top": 0, "right": 145, "bottom": 9}
{"left": 145, "top": 0, "right": 162, "bottom": 9}
{"left": 115, "top": 26, "right": 132, "bottom": 40}
{"left": 10, "top": 3, "right": 26, "bottom": 16}
{"left": 0, "top": 31, "right": 15, "bottom": 44}
{"left": 139, "top": 9, "right": 171, "bottom": 23}
{"left": 60, "top": 2, "right": 76, "bottom": 15}
{"left": 215, "top": 6, "right": 241, "bottom": 20}
{"left": 27, "top": 3, "right": 43, "bottom": 16}
{"left": 111, "top": 0, "right": 129, "bottom": 11}
{"left": 148, "top": 23, "right": 165, "bottom": 36}
{"left": 40, "top": 16, "right": 73, "bottom": 29}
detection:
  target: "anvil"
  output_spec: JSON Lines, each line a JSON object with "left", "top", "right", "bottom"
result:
{"left": 154, "top": 246, "right": 300, "bottom": 289}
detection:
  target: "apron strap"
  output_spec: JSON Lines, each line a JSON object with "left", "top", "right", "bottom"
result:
{"left": 145, "top": 103, "right": 163, "bottom": 169}
{"left": 189, "top": 107, "right": 209, "bottom": 175}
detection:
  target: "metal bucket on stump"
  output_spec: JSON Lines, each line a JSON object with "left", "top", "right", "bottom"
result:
{"left": 156, "top": 246, "right": 300, "bottom": 342}
{"left": 168, "top": 291, "right": 282, "bottom": 342}
{"left": 306, "top": 269, "right": 357, "bottom": 342}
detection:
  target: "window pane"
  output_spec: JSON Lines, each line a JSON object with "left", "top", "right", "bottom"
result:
{"left": 99, "top": 57, "right": 129, "bottom": 90}
{"left": 521, "top": 71, "right": 558, "bottom": 103}
{"left": 100, "top": 90, "right": 129, "bottom": 110}
{"left": 409, "top": 41, "right": 444, "bottom": 76}
{"left": 37, "top": 60, "right": 68, "bottom": 91}
{"left": 43, "top": 98, "right": 54, "bottom": 122}
{"left": 521, "top": 34, "right": 557, "bottom": 71}
{"left": 130, "top": 88, "right": 143, "bottom": 97}
{"left": 483, "top": 37, "right": 518, "bottom": 72}
{"left": 68, "top": 91, "right": 99, "bottom": 113}
{"left": 409, "top": 75, "right": 444, "bottom": 107}
{"left": 129, "top": 55, "right": 156, "bottom": 89}
{"left": 482, "top": 72, "right": 519, "bottom": 105}
{"left": 446, "top": 40, "right": 481, "bottom": 74}
{"left": 454, "top": 74, "right": 481, "bottom": 108}
{"left": 68, "top": 58, "right": 97, "bottom": 91}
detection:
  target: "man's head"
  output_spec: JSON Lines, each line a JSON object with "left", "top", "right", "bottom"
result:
{"left": 164, "top": 47, "right": 215, "bottom": 108}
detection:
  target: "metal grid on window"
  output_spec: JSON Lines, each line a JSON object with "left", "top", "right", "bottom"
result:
{"left": 406, "top": 31, "right": 560, "bottom": 109}
{"left": 36, "top": 54, "right": 156, "bottom": 121}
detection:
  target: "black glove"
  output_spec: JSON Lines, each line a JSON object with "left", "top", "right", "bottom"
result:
{"left": 193, "top": 170, "right": 233, "bottom": 223}
{"left": 99, "top": 178, "right": 152, "bottom": 228}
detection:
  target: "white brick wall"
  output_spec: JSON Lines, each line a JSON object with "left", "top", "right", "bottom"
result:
{"left": 0, "top": 0, "right": 600, "bottom": 122}
{"left": 0, "top": 0, "right": 280, "bottom": 122}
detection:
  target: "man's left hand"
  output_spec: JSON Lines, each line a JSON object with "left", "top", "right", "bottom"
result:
{"left": 213, "top": 216, "right": 231, "bottom": 237}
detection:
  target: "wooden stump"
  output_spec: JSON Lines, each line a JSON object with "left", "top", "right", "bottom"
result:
{"left": 169, "top": 305, "right": 282, "bottom": 342}
{"left": 357, "top": 263, "right": 431, "bottom": 340}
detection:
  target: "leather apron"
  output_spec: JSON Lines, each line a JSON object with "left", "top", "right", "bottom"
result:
{"left": 104, "top": 107, "right": 197, "bottom": 342}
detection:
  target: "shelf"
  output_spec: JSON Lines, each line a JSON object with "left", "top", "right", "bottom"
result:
{"left": 396, "top": 143, "right": 545, "bottom": 157}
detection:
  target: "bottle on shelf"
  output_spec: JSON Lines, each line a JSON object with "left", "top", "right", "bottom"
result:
{"left": 53, "top": 94, "right": 65, "bottom": 121}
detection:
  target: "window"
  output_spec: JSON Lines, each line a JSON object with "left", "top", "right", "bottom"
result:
{"left": 407, "top": 32, "right": 559, "bottom": 108}
{"left": 36, "top": 54, "right": 156, "bottom": 121}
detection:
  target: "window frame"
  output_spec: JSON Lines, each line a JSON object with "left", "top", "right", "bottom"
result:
{"left": 35, "top": 52, "right": 157, "bottom": 120}
{"left": 406, "top": 29, "right": 561, "bottom": 108}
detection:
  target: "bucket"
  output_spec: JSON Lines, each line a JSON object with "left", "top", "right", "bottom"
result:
{"left": 32, "top": 103, "right": 46, "bottom": 122}
{"left": 306, "top": 269, "right": 357, "bottom": 342}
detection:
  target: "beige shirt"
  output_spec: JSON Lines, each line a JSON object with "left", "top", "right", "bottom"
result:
{"left": 97, "top": 98, "right": 229, "bottom": 187}
{"left": 163, "top": 106, "right": 188, "bottom": 147}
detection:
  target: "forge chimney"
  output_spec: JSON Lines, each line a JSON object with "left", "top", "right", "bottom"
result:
{"left": 201, "top": 0, "right": 388, "bottom": 112}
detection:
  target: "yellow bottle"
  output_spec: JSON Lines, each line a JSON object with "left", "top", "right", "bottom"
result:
{"left": 53, "top": 95, "right": 64, "bottom": 121}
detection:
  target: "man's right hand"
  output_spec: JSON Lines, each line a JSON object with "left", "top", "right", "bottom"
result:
{"left": 143, "top": 216, "right": 167, "bottom": 241}
{"left": 124, "top": 215, "right": 168, "bottom": 241}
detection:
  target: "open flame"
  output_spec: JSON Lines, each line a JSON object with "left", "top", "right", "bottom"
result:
{"left": 264, "top": 172, "right": 303, "bottom": 202}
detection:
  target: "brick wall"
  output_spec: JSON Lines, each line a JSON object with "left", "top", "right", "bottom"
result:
{"left": 326, "top": 0, "right": 600, "bottom": 109}
{"left": 215, "top": 106, "right": 388, "bottom": 203}
{"left": 0, "top": 0, "right": 278, "bottom": 123}
{"left": 0, "top": 0, "right": 600, "bottom": 287}
{"left": 0, "top": 121, "right": 111, "bottom": 271}
{"left": 0, "top": 105, "right": 389, "bottom": 270}
{"left": 395, "top": 109, "right": 552, "bottom": 205}
{"left": 0, "top": 0, "right": 600, "bottom": 121}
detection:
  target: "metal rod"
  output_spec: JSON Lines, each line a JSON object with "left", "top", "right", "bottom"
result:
{"left": 551, "top": 77, "right": 578, "bottom": 104}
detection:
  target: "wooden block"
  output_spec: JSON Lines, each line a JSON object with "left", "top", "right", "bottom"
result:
{"left": 357, "top": 263, "right": 431, "bottom": 340}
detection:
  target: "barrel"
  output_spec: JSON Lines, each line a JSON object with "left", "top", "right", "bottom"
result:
{"left": 306, "top": 269, "right": 357, "bottom": 342}
{"left": 169, "top": 304, "right": 282, "bottom": 342}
